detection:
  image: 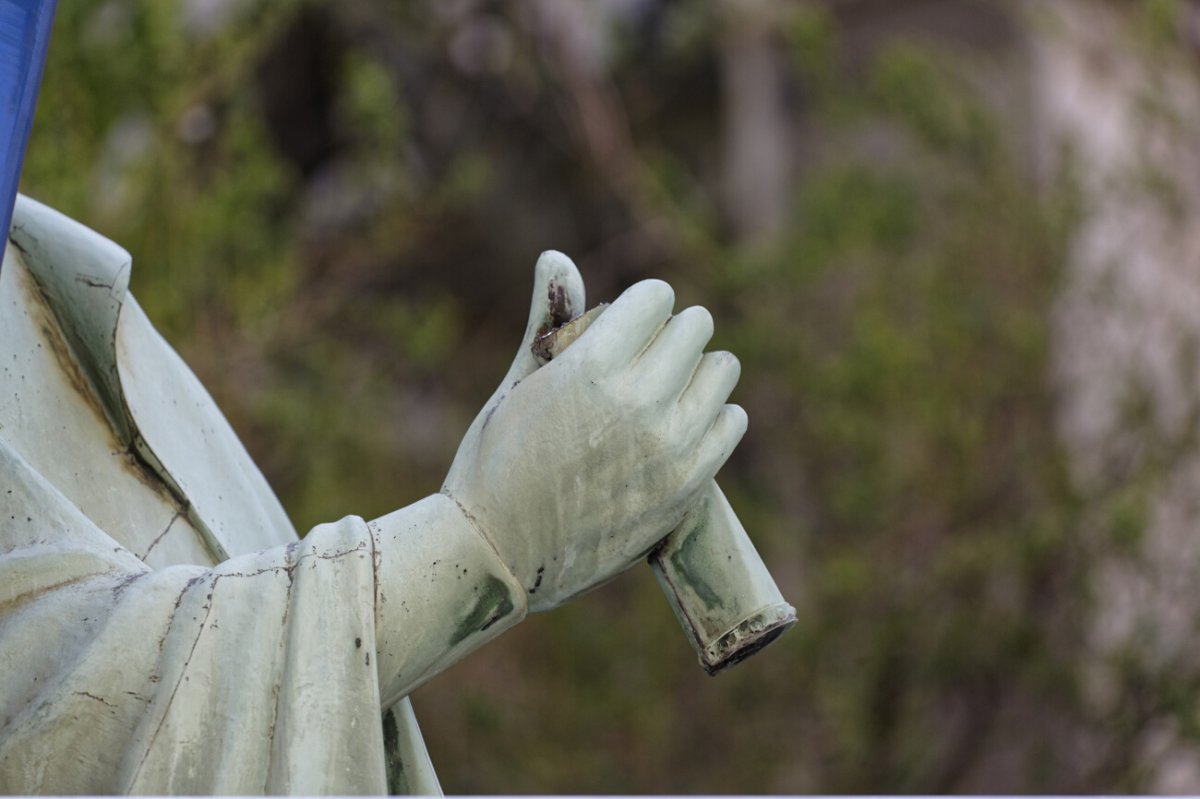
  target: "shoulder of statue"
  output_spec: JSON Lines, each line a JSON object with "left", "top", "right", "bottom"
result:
{"left": 7, "top": 196, "right": 297, "bottom": 556}
{"left": 9, "top": 193, "right": 133, "bottom": 441}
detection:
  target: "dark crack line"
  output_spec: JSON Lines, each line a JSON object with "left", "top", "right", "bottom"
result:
{"left": 367, "top": 520, "right": 383, "bottom": 631}
{"left": 74, "top": 275, "right": 114, "bottom": 290}
{"left": 126, "top": 540, "right": 369, "bottom": 788}
{"left": 139, "top": 509, "right": 184, "bottom": 561}
{"left": 212, "top": 546, "right": 369, "bottom": 581}
{"left": 74, "top": 690, "right": 116, "bottom": 708}
{"left": 129, "top": 576, "right": 217, "bottom": 787}
{"left": 262, "top": 545, "right": 298, "bottom": 794}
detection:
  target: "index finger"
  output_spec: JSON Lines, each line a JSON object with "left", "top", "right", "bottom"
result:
{"left": 570, "top": 279, "right": 675, "bottom": 367}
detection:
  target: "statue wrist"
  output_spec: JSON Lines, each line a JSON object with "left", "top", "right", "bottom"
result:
{"left": 368, "top": 493, "right": 528, "bottom": 707}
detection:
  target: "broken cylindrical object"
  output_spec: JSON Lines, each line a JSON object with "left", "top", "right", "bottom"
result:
{"left": 649, "top": 480, "right": 796, "bottom": 674}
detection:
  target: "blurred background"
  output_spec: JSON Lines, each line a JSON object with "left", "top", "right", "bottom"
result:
{"left": 19, "top": 0, "right": 1200, "bottom": 792}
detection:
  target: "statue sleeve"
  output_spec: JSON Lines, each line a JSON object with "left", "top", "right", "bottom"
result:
{"left": 0, "top": 438, "right": 525, "bottom": 795}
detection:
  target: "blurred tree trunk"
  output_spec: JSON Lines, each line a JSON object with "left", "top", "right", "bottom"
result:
{"left": 717, "top": 0, "right": 789, "bottom": 245}
{"left": 1032, "top": 0, "right": 1200, "bottom": 790}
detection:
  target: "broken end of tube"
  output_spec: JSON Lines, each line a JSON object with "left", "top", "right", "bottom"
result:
{"left": 700, "top": 602, "right": 797, "bottom": 676}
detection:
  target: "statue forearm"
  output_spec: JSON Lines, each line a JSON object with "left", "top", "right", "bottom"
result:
{"left": 368, "top": 493, "right": 528, "bottom": 709}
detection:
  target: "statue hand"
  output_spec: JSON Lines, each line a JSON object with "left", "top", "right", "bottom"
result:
{"left": 442, "top": 251, "right": 746, "bottom": 612}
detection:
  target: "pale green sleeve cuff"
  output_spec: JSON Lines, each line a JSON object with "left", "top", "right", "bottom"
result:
{"left": 368, "top": 493, "right": 528, "bottom": 708}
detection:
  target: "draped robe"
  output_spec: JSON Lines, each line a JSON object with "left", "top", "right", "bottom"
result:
{"left": 0, "top": 196, "right": 527, "bottom": 794}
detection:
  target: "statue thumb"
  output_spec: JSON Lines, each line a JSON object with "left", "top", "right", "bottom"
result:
{"left": 502, "top": 250, "right": 585, "bottom": 385}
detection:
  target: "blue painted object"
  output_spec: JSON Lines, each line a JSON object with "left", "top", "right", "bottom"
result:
{"left": 0, "top": 0, "right": 56, "bottom": 240}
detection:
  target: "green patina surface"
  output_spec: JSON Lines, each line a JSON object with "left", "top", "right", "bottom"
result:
{"left": 382, "top": 707, "right": 407, "bottom": 795}
{"left": 667, "top": 504, "right": 725, "bottom": 612}
{"left": 449, "top": 574, "right": 514, "bottom": 647}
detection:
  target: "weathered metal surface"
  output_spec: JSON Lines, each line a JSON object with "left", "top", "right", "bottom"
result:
{"left": 2, "top": 217, "right": 762, "bottom": 793}
{"left": 0, "top": 240, "right": 208, "bottom": 569}
{"left": 650, "top": 482, "right": 796, "bottom": 675}
{"left": 1, "top": 204, "right": 451, "bottom": 794}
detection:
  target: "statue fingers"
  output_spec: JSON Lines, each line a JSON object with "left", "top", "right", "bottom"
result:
{"left": 573, "top": 279, "right": 675, "bottom": 367}
{"left": 676, "top": 351, "right": 741, "bottom": 440}
{"left": 631, "top": 305, "right": 713, "bottom": 399}
{"left": 691, "top": 403, "right": 749, "bottom": 484}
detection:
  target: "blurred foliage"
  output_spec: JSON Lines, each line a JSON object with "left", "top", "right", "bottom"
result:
{"left": 19, "top": 0, "right": 1200, "bottom": 793}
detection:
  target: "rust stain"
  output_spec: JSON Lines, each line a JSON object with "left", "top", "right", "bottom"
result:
{"left": 548, "top": 280, "right": 574, "bottom": 328}
{"left": 531, "top": 280, "right": 575, "bottom": 363}
{"left": 18, "top": 266, "right": 110, "bottom": 431}
{"left": 13, "top": 259, "right": 191, "bottom": 526}
{"left": 0, "top": 572, "right": 98, "bottom": 617}
{"left": 532, "top": 303, "right": 608, "bottom": 364}
{"left": 118, "top": 438, "right": 183, "bottom": 508}
{"left": 13, "top": 254, "right": 197, "bottom": 542}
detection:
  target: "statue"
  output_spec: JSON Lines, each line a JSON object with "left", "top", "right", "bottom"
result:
{"left": 0, "top": 3, "right": 792, "bottom": 793}
{"left": 0, "top": 194, "right": 765, "bottom": 793}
